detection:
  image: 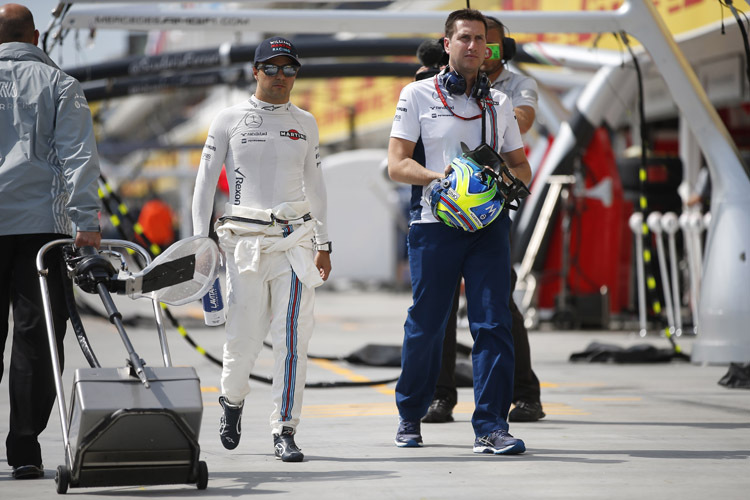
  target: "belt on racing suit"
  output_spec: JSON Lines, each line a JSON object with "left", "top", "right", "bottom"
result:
{"left": 218, "top": 213, "right": 312, "bottom": 226}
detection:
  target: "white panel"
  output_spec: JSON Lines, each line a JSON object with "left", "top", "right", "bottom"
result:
{"left": 321, "top": 149, "right": 398, "bottom": 284}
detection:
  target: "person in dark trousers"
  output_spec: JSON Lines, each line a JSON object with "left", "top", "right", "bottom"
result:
{"left": 0, "top": 3, "right": 102, "bottom": 480}
{"left": 388, "top": 8, "right": 531, "bottom": 454}
{"left": 423, "top": 15, "right": 545, "bottom": 425}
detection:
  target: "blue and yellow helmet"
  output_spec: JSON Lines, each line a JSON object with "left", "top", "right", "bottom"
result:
{"left": 427, "top": 155, "right": 504, "bottom": 232}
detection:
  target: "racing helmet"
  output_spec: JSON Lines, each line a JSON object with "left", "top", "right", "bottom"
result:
{"left": 426, "top": 154, "right": 504, "bottom": 232}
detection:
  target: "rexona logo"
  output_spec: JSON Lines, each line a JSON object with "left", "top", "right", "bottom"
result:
{"left": 280, "top": 129, "right": 306, "bottom": 141}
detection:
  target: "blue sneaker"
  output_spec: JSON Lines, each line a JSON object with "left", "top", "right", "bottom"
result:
{"left": 473, "top": 429, "right": 526, "bottom": 455}
{"left": 219, "top": 396, "right": 243, "bottom": 450}
{"left": 395, "top": 418, "right": 423, "bottom": 447}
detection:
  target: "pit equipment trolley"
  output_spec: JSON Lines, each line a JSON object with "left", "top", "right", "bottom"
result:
{"left": 37, "top": 237, "right": 220, "bottom": 494}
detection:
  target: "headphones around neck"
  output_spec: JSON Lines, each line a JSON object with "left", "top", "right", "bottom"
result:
{"left": 439, "top": 68, "right": 491, "bottom": 99}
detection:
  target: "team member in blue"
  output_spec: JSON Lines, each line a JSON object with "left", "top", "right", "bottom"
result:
{"left": 424, "top": 15, "right": 545, "bottom": 425}
{"left": 388, "top": 8, "right": 531, "bottom": 454}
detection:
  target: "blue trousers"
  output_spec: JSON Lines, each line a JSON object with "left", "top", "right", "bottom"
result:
{"left": 395, "top": 215, "right": 514, "bottom": 437}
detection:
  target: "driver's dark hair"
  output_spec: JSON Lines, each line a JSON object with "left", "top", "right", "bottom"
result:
{"left": 444, "top": 9, "right": 487, "bottom": 40}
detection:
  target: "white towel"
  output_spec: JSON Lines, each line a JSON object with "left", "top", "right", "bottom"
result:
{"left": 215, "top": 202, "right": 324, "bottom": 288}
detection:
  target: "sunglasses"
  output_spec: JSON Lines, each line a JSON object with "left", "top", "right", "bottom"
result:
{"left": 256, "top": 63, "right": 300, "bottom": 77}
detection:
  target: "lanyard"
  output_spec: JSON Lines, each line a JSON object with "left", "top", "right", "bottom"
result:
{"left": 433, "top": 76, "right": 496, "bottom": 149}
{"left": 433, "top": 76, "right": 485, "bottom": 120}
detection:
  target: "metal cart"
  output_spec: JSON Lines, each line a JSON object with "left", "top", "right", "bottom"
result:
{"left": 37, "top": 239, "right": 210, "bottom": 494}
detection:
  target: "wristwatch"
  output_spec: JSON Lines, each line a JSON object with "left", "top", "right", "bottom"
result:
{"left": 315, "top": 241, "right": 333, "bottom": 253}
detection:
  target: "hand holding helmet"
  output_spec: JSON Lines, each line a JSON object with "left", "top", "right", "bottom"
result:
{"left": 426, "top": 143, "right": 530, "bottom": 232}
{"left": 463, "top": 142, "right": 530, "bottom": 212}
{"left": 426, "top": 151, "right": 503, "bottom": 232}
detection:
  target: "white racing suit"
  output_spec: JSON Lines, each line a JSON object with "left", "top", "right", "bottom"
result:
{"left": 216, "top": 202, "right": 323, "bottom": 434}
{"left": 192, "top": 95, "right": 328, "bottom": 435}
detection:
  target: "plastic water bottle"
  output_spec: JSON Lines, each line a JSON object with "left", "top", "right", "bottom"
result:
{"left": 202, "top": 278, "right": 226, "bottom": 326}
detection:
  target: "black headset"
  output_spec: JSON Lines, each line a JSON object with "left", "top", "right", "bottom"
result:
{"left": 440, "top": 67, "right": 491, "bottom": 98}
{"left": 485, "top": 16, "right": 516, "bottom": 63}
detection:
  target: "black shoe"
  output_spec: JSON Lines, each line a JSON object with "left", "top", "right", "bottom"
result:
{"left": 273, "top": 426, "right": 304, "bottom": 462}
{"left": 219, "top": 396, "right": 244, "bottom": 450}
{"left": 12, "top": 464, "right": 44, "bottom": 479}
{"left": 508, "top": 401, "right": 546, "bottom": 422}
{"left": 422, "top": 397, "right": 455, "bottom": 423}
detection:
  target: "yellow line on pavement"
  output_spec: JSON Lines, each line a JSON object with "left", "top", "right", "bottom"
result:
{"left": 542, "top": 382, "right": 607, "bottom": 388}
{"left": 303, "top": 402, "right": 397, "bottom": 418}
{"left": 202, "top": 372, "right": 599, "bottom": 418}
{"left": 299, "top": 401, "right": 591, "bottom": 419}
{"left": 310, "top": 358, "right": 396, "bottom": 396}
{"left": 452, "top": 401, "right": 590, "bottom": 416}
{"left": 534, "top": 401, "right": 590, "bottom": 416}
{"left": 582, "top": 397, "right": 642, "bottom": 402}
{"left": 200, "top": 398, "right": 592, "bottom": 418}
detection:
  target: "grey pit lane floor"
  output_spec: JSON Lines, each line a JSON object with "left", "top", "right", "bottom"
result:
{"left": 1, "top": 289, "right": 749, "bottom": 499}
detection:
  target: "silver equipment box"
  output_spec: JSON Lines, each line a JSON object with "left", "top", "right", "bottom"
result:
{"left": 67, "top": 366, "right": 203, "bottom": 487}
